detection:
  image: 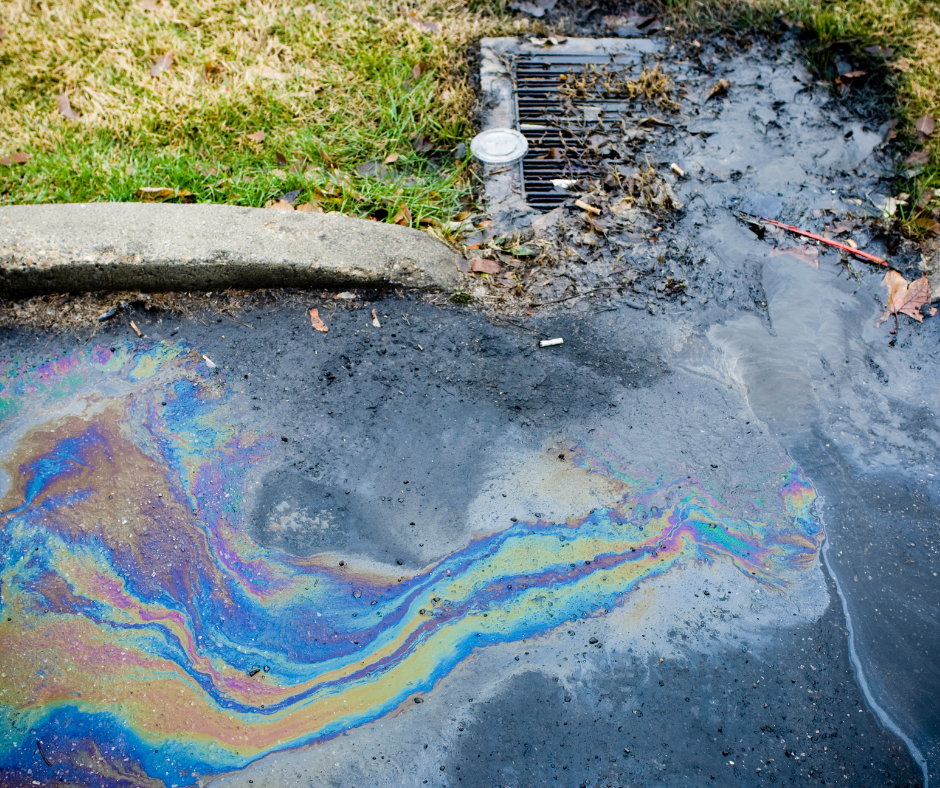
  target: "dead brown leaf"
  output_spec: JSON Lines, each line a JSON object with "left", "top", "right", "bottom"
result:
{"left": 383, "top": 152, "right": 400, "bottom": 164}
{"left": 471, "top": 258, "right": 502, "bottom": 274}
{"left": 878, "top": 270, "right": 931, "bottom": 327}
{"left": 405, "top": 11, "right": 438, "bottom": 33}
{"left": 295, "top": 202, "right": 322, "bottom": 213}
{"left": 252, "top": 65, "right": 290, "bottom": 81}
{"left": 393, "top": 202, "right": 412, "bottom": 225}
{"left": 150, "top": 51, "right": 175, "bottom": 77}
{"left": 56, "top": 93, "right": 80, "bottom": 120}
{"left": 412, "top": 133, "right": 432, "bottom": 153}
{"left": 203, "top": 61, "right": 223, "bottom": 81}
{"left": 706, "top": 79, "right": 731, "bottom": 102}
{"left": 770, "top": 244, "right": 819, "bottom": 269}
{"left": 863, "top": 45, "right": 893, "bottom": 59}
{"left": 829, "top": 219, "right": 857, "bottom": 235}
{"left": 411, "top": 63, "right": 424, "bottom": 80}
{"left": 265, "top": 199, "right": 295, "bottom": 210}
{"left": 915, "top": 115, "right": 935, "bottom": 139}
{"left": 0, "top": 152, "right": 31, "bottom": 166}
{"left": 246, "top": 130, "right": 266, "bottom": 143}
{"left": 309, "top": 308, "right": 328, "bottom": 332}
{"left": 135, "top": 186, "right": 192, "bottom": 202}
{"left": 905, "top": 149, "right": 930, "bottom": 166}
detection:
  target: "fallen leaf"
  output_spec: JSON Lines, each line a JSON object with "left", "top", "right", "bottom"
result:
{"left": 509, "top": 245, "right": 537, "bottom": 257}
{"left": 265, "top": 199, "right": 294, "bottom": 210}
{"left": 335, "top": 292, "right": 357, "bottom": 300}
{"left": 530, "top": 206, "right": 565, "bottom": 235}
{"left": 289, "top": 157, "right": 306, "bottom": 175}
{"left": 706, "top": 79, "right": 731, "bottom": 101}
{"left": 356, "top": 160, "right": 390, "bottom": 179}
{"left": 412, "top": 133, "right": 432, "bottom": 153}
{"left": 839, "top": 70, "right": 867, "bottom": 80}
{"left": 56, "top": 93, "right": 80, "bottom": 120}
{"left": 252, "top": 65, "right": 290, "bottom": 81}
{"left": 508, "top": 0, "right": 557, "bottom": 17}
{"left": 879, "top": 194, "right": 906, "bottom": 218}
{"left": 471, "top": 258, "right": 502, "bottom": 274}
{"left": 574, "top": 198, "right": 601, "bottom": 215}
{"left": 135, "top": 186, "right": 192, "bottom": 202}
{"left": 246, "top": 130, "right": 266, "bottom": 142}
{"left": 0, "top": 151, "right": 31, "bottom": 166}
{"left": 270, "top": 168, "right": 287, "bottom": 178}
{"left": 372, "top": 308, "right": 381, "bottom": 328}
{"left": 276, "top": 151, "right": 289, "bottom": 166}
{"left": 136, "top": 0, "right": 158, "bottom": 9}
{"left": 411, "top": 63, "right": 423, "bottom": 80}
{"left": 915, "top": 115, "right": 935, "bottom": 139}
{"left": 295, "top": 202, "right": 323, "bottom": 213}
{"left": 150, "top": 51, "right": 175, "bottom": 77}
{"left": 405, "top": 11, "right": 438, "bottom": 33}
{"left": 878, "top": 270, "right": 931, "bottom": 326}
{"left": 863, "top": 45, "right": 893, "bottom": 59}
{"left": 203, "top": 61, "right": 223, "bottom": 81}
{"left": 904, "top": 149, "right": 930, "bottom": 167}
{"left": 384, "top": 152, "right": 400, "bottom": 164}
{"left": 393, "top": 202, "right": 412, "bottom": 226}
{"left": 829, "top": 220, "right": 857, "bottom": 235}
{"left": 309, "top": 308, "right": 328, "bottom": 332}
{"left": 770, "top": 245, "right": 819, "bottom": 268}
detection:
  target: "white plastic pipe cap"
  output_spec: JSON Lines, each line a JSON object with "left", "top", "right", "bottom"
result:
{"left": 470, "top": 129, "right": 529, "bottom": 165}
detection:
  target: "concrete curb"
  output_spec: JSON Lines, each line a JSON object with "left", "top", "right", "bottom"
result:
{"left": 0, "top": 203, "right": 459, "bottom": 296}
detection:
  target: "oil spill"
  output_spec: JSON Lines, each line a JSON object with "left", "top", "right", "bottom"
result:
{"left": 0, "top": 29, "right": 935, "bottom": 788}
{"left": 0, "top": 314, "right": 839, "bottom": 787}
{"left": 705, "top": 253, "right": 940, "bottom": 781}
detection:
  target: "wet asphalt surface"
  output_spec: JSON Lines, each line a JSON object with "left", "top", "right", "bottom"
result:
{"left": 1, "top": 33, "right": 939, "bottom": 788}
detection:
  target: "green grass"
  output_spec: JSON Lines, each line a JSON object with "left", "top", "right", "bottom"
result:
{"left": 0, "top": 0, "right": 527, "bottom": 223}
{"left": 0, "top": 0, "right": 936, "bottom": 236}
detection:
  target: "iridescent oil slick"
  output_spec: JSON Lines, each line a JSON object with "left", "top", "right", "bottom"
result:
{"left": 0, "top": 342, "right": 821, "bottom": 786}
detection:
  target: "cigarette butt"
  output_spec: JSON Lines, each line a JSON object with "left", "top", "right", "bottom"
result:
{"left": 574, "top": 199, "right": 601, "bottom": 215}
{"left": 130, "top": 320, "right": 142, "bottom": 337}
{"left": 539, "top": 337, "right": 564, "bottom": 348}
{"left": 202, "top": 354, "right": 217, "bottom": 369}
{"left": 671, "top": 163, "right": 685, "bottom": 177}
{"left": 417, "top": 344, "right": 424, "bottom": 351}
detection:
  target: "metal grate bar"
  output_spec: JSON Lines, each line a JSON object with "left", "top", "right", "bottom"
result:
{"left": 513, "top": 52, "right": 642, "bottom": 211}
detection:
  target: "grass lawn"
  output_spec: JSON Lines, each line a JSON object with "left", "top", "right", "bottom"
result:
{"left": 0, "top": 0, "right": 936, "bottom": 235}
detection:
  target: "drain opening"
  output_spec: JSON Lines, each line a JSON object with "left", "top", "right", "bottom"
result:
{"left": 512, "top": 50, "right": 660, "bottom": 212}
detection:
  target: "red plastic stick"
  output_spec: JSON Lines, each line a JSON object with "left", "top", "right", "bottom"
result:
{"left": 760, "top": 217, "right": 888, "bottom": 266}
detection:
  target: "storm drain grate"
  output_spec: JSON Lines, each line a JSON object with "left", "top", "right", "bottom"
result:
{"left": 513, "top": 50, "right": 651, "bottom": 211}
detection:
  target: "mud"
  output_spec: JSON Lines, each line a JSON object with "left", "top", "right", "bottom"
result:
{"left": 0, "top": 31, "right": 937, "bottom": 788}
